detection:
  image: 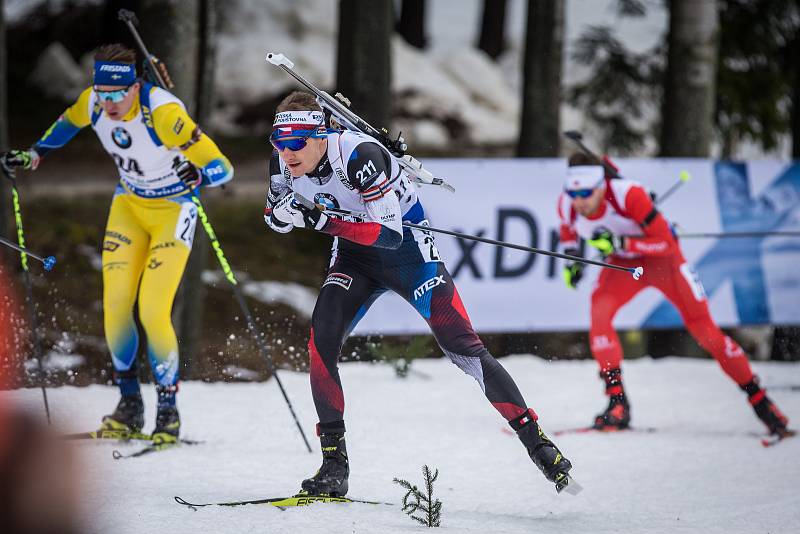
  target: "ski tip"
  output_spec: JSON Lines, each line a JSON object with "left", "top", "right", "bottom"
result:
{"left": 555, "top": 473, "right": 583, "bottom": 496}
{"left": 266, "top": 53, "right": 293, "bottom": 69}
{"left": 174, "top": 496, "right": 199, "bottom": 511}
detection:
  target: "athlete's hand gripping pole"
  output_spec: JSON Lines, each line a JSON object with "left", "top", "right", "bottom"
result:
{"left": 1, "top": 165, "right": 52, "bottom": 423}
{"left": 292, "top": 193, "right": 645, "bottom": 280}
{"left": 266, "top": 52, "right": 456, "bottom": 193}
{"left": 119, "top": 11, "right": 312, "bottom": 453}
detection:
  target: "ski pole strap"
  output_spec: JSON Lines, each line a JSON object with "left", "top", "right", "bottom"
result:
{"left": 640, "top": 207, "right": 660, "bottom": 228}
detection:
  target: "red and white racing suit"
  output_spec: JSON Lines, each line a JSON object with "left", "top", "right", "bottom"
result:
{"left": 558, "top": 178, "right": 755, "bottom": 386}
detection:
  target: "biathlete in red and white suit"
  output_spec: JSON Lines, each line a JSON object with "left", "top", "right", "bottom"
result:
{"left": 558, "top": 153, "right": 789, "bottom": 435}
{"left": 262, "top": 91, "right": 574, "bottom": 497}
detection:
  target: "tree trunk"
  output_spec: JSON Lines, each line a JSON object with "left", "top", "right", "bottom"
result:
{"left": 337, "top": 0, "right": 393, "bottom": 129}
{"left": 138, "top": 0, "right": 204, "bottom": 378}
{"left": 396, "top": 0, "right": 426, "bottom": 49}
{"left": 477, "top": 0, "right": 507, "bottom": 59}
{"left": 659, "top": 0, "right": 718, "bottom": 157}
{"left": 517, "top": 0, "right": 564, "bottom": 157}
{"left": 174, "top": 0, "right": 217, "bottom": 379}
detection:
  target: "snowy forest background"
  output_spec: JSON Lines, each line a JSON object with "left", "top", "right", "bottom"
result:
{"left": 0, "top": 0, "right": 798, "bottom": 387}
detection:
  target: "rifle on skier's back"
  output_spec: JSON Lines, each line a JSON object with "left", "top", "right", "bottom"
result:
{"left": 266, "top": 52, "right": 456, "bottom": 193}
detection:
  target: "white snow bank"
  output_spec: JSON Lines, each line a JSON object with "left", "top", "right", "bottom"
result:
{"left": 4, "top": 356, "right": 798, "bottom": 533}
{"left": 202, "top": 270, "right": 317, "bottom": 318}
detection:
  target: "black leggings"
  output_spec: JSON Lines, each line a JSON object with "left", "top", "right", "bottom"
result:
{"left": 308, "top": 230, "right": 532, "bottom": 426}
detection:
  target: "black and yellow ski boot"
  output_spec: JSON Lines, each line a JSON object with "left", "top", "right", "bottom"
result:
{"left": 511, "top": 410, "right": 576, "bottom": 494}
{"left": 152, "top": 406, "right": 180, "bottom": 445}
{"left": 152, "top": 385, "right": 180, "bottom": 445}
{"left": 100, "top": 393, "right": 144, "bottom": 439}
{"left": 301, "top": 422, "right": 349, "bottom": 497}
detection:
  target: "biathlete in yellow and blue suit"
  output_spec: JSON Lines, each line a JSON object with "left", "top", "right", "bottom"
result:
{"left": 2, "top": 44, "right": 233, "bottom": 443}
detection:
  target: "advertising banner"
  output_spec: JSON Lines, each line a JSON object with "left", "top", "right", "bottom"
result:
{"left": 352, "top": 159, "right": 800, "bottom": 335}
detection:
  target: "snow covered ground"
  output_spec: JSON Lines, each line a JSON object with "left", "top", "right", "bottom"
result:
{"left": 3, "top": 356, "right": 799, "bottom": 533}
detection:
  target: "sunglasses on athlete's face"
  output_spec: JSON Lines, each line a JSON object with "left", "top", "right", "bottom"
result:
{"left": 566, "top": 188, "right": 595, "bottom": 199}
{"left": 270, "top": 129, "right": 317, "bottom": 152}
{"left": 566, "top": 176, "right": 605, "bottom": 199}
{"left": 271, "top": 136, "right": 311, "bottom": 152}
{"left": 95, "top": 85, "right": 133, "bottom": 104}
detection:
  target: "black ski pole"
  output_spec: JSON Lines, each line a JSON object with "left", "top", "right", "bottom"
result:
{"left": 120, "top": 9, "right": 312, "bottom": 452}
{"left": 291, "top": 193, "right": 644, "bottom": 280}
{"left": 0, "top": 234, "right": 56, "bottom": 270}
{"left": 1, "top": 168, "right": 51, "bottom": 423}
{"left": 677, "top": 230, "right": 800, "bottom": 239}
{"left": 189, "top": 189, "right": 312, "bottom": 453}
{"left": 403, "top": 222, "right": 643, "bottom": 278}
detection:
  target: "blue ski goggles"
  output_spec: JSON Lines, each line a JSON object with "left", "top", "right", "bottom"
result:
{"left": 269, "top": 128, "right": 327, "bottom": 152}
{"left": 566, "top": 188, "right": 596, "bottom": 199}
{"left": 95, "top": 85, "right": 133, "bottom": 103}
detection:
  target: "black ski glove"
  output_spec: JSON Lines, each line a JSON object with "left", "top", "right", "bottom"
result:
{"left": 176, "top": 160, "right": 202, "bottom": 188}
{"left": 2, "top": 149, "right": 41, "bottom": 172}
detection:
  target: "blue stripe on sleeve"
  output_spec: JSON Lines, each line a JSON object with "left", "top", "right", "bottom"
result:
{"left": 33, "top": 116, "right": 82, "bottom": 156}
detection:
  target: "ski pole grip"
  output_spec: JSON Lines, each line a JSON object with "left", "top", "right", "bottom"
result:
{"left": 266, "top": 53, "right": 294, "bottom": 69}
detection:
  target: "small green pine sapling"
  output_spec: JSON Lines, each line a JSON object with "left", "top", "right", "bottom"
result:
{"left": 393, "top": 464, "right": 442, "bottom": 527}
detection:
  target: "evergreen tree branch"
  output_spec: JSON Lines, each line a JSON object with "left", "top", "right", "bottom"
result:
{"left": 394, "top": 465, "right": 442, "bottom": 527}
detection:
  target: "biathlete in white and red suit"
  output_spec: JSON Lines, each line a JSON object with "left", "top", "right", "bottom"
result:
{"left": 263, "top": 91, "right": 574, "bottom": 497}
{"left": 558, "top": 152, "right": 790, "bottom": 435}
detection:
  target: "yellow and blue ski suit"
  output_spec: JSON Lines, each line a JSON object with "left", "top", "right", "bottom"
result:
{"left": 33, "top": 82, "right": 233, "bottom": 391}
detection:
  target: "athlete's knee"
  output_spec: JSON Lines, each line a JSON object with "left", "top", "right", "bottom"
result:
{"left": 137, "top": 299, "right": 172, "bottom": 334}
{"left": 435, "top": 329, "right": 485, "bottom": 359}
{"left": 685, "top": 316, "right": 724, "bottom": 350}
{"left": 103, "top": 286, "right": 136, "bottom": 312}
